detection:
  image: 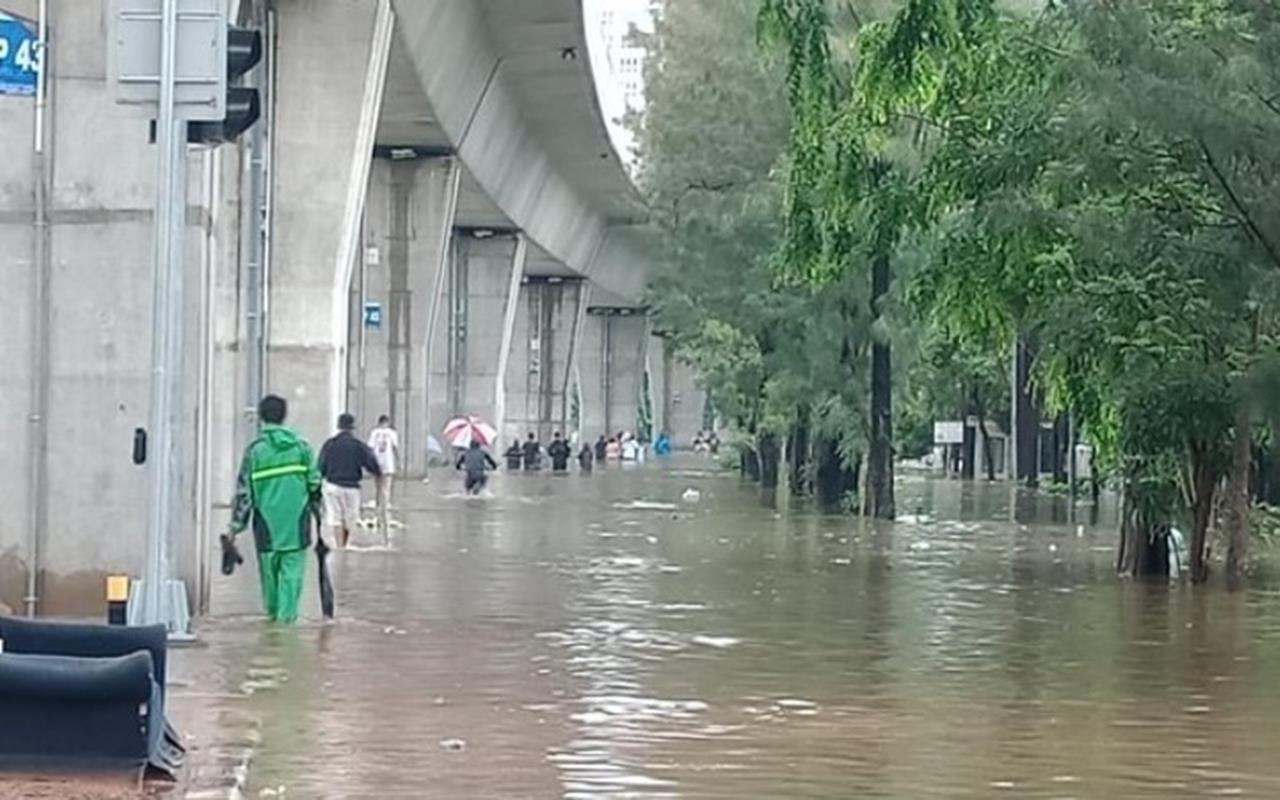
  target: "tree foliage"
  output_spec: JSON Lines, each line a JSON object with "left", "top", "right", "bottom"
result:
{"left": 641, "top": 0, "right": 1280, "bottom": 581}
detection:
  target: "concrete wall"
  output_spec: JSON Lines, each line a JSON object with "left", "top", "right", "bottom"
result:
{"left": 0, "top": 0, "right": 229, "bottom": 615}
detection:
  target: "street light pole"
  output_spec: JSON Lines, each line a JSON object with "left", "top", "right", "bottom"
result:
{"left": 140, "top": 0, "right": 184, "bottom": 629}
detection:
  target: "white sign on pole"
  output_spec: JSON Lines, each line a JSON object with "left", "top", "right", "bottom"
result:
{"left": 933, "top": 421, "right": 965, "bottom": 445}
{"left": 108, "top": 0, "right": 226, "bottom": 120}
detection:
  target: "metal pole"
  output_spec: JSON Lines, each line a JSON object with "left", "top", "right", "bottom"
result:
{"left": 259, "top": 4, "right": 276, "bottom": 396}
{"left": 242, "top": 42, "right": 267, "bottom": 437}
{"left": 25, "top": 0, "right": 51, "bottom": 616}
{"left": 141, "top": 0, "right": 182, "bottom": 627}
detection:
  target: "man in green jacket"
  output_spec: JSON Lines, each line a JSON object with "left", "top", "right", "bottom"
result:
{"left": 224, "top": 395, "right": 322, "bottom": 623}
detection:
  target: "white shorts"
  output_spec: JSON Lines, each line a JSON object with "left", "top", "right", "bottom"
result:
{"left": 322, "top": 482, "right": 362, "bottom": 531}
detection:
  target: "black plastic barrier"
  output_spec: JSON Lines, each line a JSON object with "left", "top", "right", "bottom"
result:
{"left": 0, "top": 617, "right": 184, "bottom": 778}
{"left": 0, "top": 651, "right": 154, "bottom": 773}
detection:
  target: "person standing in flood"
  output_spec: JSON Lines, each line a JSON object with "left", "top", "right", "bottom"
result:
{"left": 594, "top": 435, "right": 608, "bottom": 463}
{"left": 367, "top": 415, "right": 400, "bottom": 541}
{"left": 505, "top": 440, "right": 524, "bottom": 470}
{"left": 318, "top": 413, "right": 382, "bottom": 549}
{"left": 456, "top": 440, "right": 498, "bottom": 494}
{"left": 548, "top": 432, "right": 571, "bottom": 473}
{"left": 578, "top": 442, "right": 594, "bottom": 473}
{"left": 522, "top": 431, "right": 543, "bottom": 471}
{"left": 224, "top": 395, "right": 322, "bottom": 624}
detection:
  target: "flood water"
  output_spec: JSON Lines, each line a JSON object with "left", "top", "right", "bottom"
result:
{"left": 190, "top": 461, "right": 1280, "bottom": 798}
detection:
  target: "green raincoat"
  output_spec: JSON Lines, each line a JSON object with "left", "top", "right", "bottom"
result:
{"left": 230, "top": 424, "right": 322, "bottom": 623}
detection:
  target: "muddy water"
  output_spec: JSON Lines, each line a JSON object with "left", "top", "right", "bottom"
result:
{"left": 191, "top": 462, "right": 1280, "bottom": 798}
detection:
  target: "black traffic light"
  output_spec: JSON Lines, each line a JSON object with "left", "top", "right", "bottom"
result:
{"left": 188, "top": 27, "right": 263, "bottom": 145}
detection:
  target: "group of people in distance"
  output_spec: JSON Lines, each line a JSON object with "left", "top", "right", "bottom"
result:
{"left": 692, "top": 430, "right": 721, "bottom": 455}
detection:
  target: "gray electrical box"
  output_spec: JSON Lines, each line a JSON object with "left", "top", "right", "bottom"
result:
{"left": 107, "top": 0, "right": 226, "bottom": 120}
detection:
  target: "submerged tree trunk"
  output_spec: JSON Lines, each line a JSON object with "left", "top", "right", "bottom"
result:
{"left": 1187, "top": 445, "right": 1218, "bottom": 584}
{"left": 1224, "top": 405, "right": 1253, "bottom": 587}
{"left": 789, "top": 420, "right": 811, "bottom": 496}
{"left": 865, "top": 252, "right": 895, "bottom": 520}
{"left": 1117, "top": 488, "right": 1171, "bottom": 579}
{"left": 741, "top": 445, "right": 761, "bottom": 482}
{"left": 1013, "top": 333, "right": 1040, "bottom": 489}
{"left": 972, "top": 387, "right": 996, "bottom": 481}
{"left": 1051, "top": 414, "right": 1070, "bottom": 485}
{"left": 816, "top": 438, "right": 857, "bottom": 507}
{"left": 759, "top": 432, "right": 781, "bottom": 490}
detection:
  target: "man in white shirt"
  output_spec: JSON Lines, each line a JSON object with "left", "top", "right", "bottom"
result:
{"left": 368, "top": 415, "right": 400, "bottom": 542}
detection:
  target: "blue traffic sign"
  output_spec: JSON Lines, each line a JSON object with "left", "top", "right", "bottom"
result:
{"left": 0, "top": 10, "right": 40, "bottom": 97}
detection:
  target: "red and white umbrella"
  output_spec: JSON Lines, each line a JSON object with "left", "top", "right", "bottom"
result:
{"left": 442, "top": 415, "right": 497, "bottom": 449}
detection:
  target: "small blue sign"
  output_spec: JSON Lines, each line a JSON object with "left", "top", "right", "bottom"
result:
{"left": 363, "top": 301, "right": 383, "bottom": 330}
{"left": 0, "top": 11, "right": 40, "bottom": 97}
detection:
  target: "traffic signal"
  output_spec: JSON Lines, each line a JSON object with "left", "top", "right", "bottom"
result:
{"left": 188, "top": 26, "right": 262, "bottom": 145}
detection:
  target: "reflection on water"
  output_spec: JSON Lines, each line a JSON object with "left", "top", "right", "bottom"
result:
{"left": 194, "top": 461, "right": 1280, "bottom": 798}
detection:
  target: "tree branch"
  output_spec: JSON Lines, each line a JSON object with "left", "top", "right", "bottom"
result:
{"left": 1014, "top": 35, "right": 1074, "bottom": 59}
{"left": 1198, "top": 139, "right": 1280, "bottom": 271}
{"left": 1247, "top": 85, "right": 1280, "bottom": 118}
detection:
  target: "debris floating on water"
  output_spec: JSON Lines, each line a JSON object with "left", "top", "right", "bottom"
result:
{"left": 439, "top": 738, "right": 468, "bottom": 751}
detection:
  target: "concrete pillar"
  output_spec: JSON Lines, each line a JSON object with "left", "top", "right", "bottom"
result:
{"left": 501, "top": 278, "right": 585, "bottom": 443}
{"left": 578, "top": 309, "right": 649, "bottom": 442}
{"left": 493, "top": 234, "right": 528, "bottom": 443}
{"left": 268, "top": 0, "right": 393, "bottom": 445}
{"left": 428, "top": 233, "right": 526, "bottom": 447}
{"left": 349, "top": 155, "right": 459, "bottom": 474}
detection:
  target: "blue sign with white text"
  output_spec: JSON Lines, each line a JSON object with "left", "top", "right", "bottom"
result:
{"left": 363, "top": 302, "right": 383, "bottom": 330}
{"left": 0, "top": 10, "right": 40, "bottom": 96}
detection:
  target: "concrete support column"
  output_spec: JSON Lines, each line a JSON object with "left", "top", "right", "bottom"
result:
{"left": 430, "top": 233, "right": 525, "bottom": 444}
{"left": 268, "top": 0, "right": 393, "bottom": 445}
{"left": 350, "top": 155, "right": 459, "bottom": 474}
{"left": 493, "top": 234, "right": 528, "bottom": 443}
{"left": 501, "top": 278, "right": 584, "bottom": 443}
{"left": 578, "top": 309, "right": 649, "bottom": 442}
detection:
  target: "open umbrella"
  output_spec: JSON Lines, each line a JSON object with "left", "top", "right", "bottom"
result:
{"left": 443, "top": 415, "right": 497, "bottom": 449}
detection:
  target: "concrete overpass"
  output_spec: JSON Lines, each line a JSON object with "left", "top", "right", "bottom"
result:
{"left": 268, "top": 0, "right": 682, "bottom": 462}
{"left": 0, "top": 0, "right": 704, "bottom": 616}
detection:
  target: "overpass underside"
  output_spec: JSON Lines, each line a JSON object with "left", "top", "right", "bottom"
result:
{"left": 0, "top": 0, "right": 703, "bottom": 616}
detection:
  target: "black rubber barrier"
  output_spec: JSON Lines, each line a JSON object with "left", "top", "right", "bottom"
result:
{"left": 0, "top": 617, "right": 185, "bottom": 778}
{"left": 0, "top": 651, "right": 153, "bottom": 773}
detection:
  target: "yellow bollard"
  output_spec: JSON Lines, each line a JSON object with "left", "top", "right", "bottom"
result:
{"left": 106, "top": 575, "right": 129, "bottom": 625}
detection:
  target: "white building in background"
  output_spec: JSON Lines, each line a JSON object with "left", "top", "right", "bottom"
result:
{"left": 584, "top": 0, "right": 660, "bottom": 169}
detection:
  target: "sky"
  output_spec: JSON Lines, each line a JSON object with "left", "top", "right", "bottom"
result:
{"left": 583, "top": 0, "right": 658, "bottom": 172}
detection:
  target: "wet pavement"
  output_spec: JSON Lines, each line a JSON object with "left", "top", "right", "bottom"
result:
{"left": 165, "top": 460, "right": 1280, "bottom": 798}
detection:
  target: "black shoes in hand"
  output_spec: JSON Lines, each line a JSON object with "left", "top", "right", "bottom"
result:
{"left": 220, "top": 533, "right": 244, "bottom": 575}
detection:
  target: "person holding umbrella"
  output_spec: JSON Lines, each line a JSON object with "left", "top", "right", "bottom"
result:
{"left": 223, "top": 395, "right": 323, "bottom": 624}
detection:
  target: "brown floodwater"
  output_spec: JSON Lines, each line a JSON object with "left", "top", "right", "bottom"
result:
{"left": 187, "top": 460, "right": 1280, "bottom": 798}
